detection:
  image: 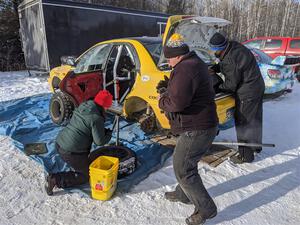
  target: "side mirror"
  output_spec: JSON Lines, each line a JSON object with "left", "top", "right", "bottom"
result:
{"left": 60, "top": 56, "right": 76, "bottom": 66}
{"left": 271, "top": 56, "right": 286, "bottom": 66}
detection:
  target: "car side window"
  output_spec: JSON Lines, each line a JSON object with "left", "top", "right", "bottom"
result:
{"left": 290, "top": 40, "right": 300, "bottom": 49}
{"left": 244, "top": 40, "right": 263, "bottom": 49}
{"left": 264, "top": 39, "right": 282, "bottom": 49}
{"left": 74, "top": 44, "right": 111, "bottom": 74}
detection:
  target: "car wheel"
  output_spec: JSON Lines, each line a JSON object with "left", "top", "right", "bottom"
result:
{"left": 89, "top": 145, "right": 137, "bottom": 178}
{"left": 49, "top": 91, "right": 74, "bottom": 126}
{"left": 139, "top": 113, "right": 157, "bottom": 133}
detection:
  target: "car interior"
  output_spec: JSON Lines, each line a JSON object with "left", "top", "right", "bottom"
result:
{"left": 105, "top": 45, "right": 136, "bottom": 104}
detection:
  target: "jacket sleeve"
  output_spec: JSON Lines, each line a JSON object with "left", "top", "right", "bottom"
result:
{"left": 219, "top": 52, "right": 245, "bottom": 93}
{"left": 159, "top": 71, "right": 194, "bottom": 113}
{"left": 91, "top": 116, "right": 111, "bottom": 146}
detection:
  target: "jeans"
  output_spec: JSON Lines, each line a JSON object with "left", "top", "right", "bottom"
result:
{"left": 52, "top": 144, "right": 90, "bottom": 188}
{"left": 173, "top": 127, "right": 218, "bottom": 217}
{"left": 235, "top": 96, "right": 263, "bottom": 161}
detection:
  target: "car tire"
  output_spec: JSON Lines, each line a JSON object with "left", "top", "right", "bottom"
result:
{"left": 139, "top": 113, "right": 157, "bottom": 133}
{"left": 89, "top": 145, "right": 137, "bottom": 178}
{"left": 49, "top": 91, "right": 74, "bottom": 126}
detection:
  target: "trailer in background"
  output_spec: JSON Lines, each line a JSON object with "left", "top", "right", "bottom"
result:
{"left": 18, "top": 0, "right": 168, "bottom": 73}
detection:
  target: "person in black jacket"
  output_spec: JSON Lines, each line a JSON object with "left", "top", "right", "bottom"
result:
{"left": 209, "top": 32, "right": 265, "bottom": 164}
{"left": 45, "top": 90, "right": 113, "bottom": 195}
{"left": 157, "top": 33, "right": 218, "bottom": 225}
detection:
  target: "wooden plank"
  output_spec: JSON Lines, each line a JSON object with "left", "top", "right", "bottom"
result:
{"left": 150, "top": 135, "right": 236, "bottom": 167}
{"left": 209, "top": 150, "right": 237, "bottom": 167}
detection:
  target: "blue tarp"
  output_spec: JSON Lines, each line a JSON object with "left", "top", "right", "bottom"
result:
{"left": 0, "top": 94, "right": 173, "bottom": 194}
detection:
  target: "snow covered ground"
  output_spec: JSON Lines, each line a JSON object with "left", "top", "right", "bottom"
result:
{"left": 0, "top": 71, "right": 299, "bottom": 225}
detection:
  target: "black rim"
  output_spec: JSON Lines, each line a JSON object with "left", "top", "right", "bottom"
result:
{"left": 51, "top": 98, "right": 62, "bottom": 120}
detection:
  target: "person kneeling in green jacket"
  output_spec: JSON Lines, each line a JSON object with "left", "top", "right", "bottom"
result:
{"left": 45, "top": 90, "right": 113, "bottom": 195}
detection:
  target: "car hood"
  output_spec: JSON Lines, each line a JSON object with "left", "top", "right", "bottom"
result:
{"left": 159, "top": 16, "right": 231, "bottom": 65}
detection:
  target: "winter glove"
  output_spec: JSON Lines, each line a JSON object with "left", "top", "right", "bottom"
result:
{"left": 157, "top": 87, "right": 167, "bottom": 95}
{"left": 156, "top": 75, "right": 169, "bottom": 93}
{"left": 165, "top": 112, "right": 178, "bottom": 121}
{"left": 208, "top": 63, "right": 221, "bottom": 74}
{"left": 104, "top": 128, "right": 113, "bottom": 142}
{"left": 105, "top": 128, "right": 112, "bottom": 136}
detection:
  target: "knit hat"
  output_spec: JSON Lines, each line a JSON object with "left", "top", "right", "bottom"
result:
{"left": 94, "top": 90, "right": 113, "bottom": 109}
{"left": 163, "top": 33, "right": 190, "bottom": 58}
{"left": 209, "top": 32, "right": 228, "bottom": 51}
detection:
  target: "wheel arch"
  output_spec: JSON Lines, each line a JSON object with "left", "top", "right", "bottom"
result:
{"left": 123, "top": 95, "right": 170, "bottom": 129}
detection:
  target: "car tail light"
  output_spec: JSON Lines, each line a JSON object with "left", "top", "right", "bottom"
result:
{"left": 267, "top": 69, "right": 281, "bottom": 79}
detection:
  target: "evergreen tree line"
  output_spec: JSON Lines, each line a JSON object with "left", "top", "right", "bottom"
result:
{"left": 0, "top": 0, "right": 23, "bottom": 71}
{"left": 0, "top": 0, "right": 299, "bottom": 71}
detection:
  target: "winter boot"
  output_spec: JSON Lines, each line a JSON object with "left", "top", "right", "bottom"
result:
{"left": 255, "top": 147, "right": 262, "bottom": 153}
{"left": 230, "top": 154, "right": 245, "bottom": 164}
{"left": 230, "top": 147, "right": 254, "bottom": 164}
{"left": 45, "top": 174, "right": 57, "bottom": 196}
{"left": 165, "top": 191, "right": 192, "bottom": 204}
{"left": 185, "top": 210, "right": 217, "bottom": 225}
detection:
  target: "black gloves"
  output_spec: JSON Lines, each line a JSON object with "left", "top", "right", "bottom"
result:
{"left": 105, "top": 128, "right": 112, "bottom": 137}
{"left": 156, "top": 75, "right": 169, "bottom": 94}
{"left": 208, "top": 63, "right": 221, "bottom": 75}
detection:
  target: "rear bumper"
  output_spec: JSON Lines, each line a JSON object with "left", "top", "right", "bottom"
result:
{"left": 265, "top": 79, "right": 294, "bottom": 94}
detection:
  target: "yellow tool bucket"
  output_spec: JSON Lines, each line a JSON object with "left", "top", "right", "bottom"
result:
{"left": 89, "top": 156, "right": 119, "bottom": 201}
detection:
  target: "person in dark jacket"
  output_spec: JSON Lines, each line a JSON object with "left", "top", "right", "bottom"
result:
{"left": 157, "top": 33, "right": 219, "bottom": 225}
{"left": 209, "top": 32, "right": 265, "bottom": 164}
{"left": 45, "top": 90, "right": 113, "bottom": 195}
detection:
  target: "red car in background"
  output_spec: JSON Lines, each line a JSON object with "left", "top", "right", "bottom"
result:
{"left": 243, "top": 37, "right": 300, "bottom": 58}
{"left": 243, "top": 37, "right": 300, "bottom": 81}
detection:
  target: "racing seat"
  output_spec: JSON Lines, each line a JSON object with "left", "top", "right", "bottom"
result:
{"left": 117, "top": 55, "right": 135, "bottom": 76}
{"left": 115, "top": 55, "right": 135, "bottom": 101}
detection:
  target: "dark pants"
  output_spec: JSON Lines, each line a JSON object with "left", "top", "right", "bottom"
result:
{"left": 235, "top": 96, "right": 263, "bottom": 161}
{"left": 173, "top": 127, "right": 218, "bottom": 217}
{"left": 52, "top": 144, "right": 90, "bottom": 188}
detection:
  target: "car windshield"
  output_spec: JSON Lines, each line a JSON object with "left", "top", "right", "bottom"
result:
{"left": 250, "top": 48, "right": 273, "bottom": 64}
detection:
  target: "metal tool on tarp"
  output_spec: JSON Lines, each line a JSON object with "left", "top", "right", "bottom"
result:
{"left": 152, "top": 135, "right": 275, "bottom": 148}
{"left": 112, "top": 115, "right": 120, "bottom": 145}
{"left": 24, "top": 143, "right": 48, "bottom": 155}
{"left": 111, "top": 115, "right": 134, "bottom": 146}
{"left": 212, "top": 141, "right": 275, "bottom": 148}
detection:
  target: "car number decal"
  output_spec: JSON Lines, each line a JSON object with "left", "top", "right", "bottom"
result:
{"left": 149, "top": 96, "right": 157, "bottom": 100}
{"left": 141, "top": 75, "right": 150, "bottom": 82}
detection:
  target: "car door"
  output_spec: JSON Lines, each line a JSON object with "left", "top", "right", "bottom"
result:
{"left": 286, "top": 38, "right": 300, "bottom": 56}
{"left": 61, "top": 44, "right": 112, "bottom": 105}
{"left": 104, "top": 43, "right": 137, "bottom": 104}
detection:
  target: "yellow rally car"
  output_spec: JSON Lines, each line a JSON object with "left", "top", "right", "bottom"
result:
{"left": 48, "top": 15, "right": 235, "bottom": 132}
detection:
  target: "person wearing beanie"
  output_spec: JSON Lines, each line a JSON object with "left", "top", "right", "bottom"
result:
{"left": 209, "top": 32, "right": 265, "bottom": 164}
{"left": 45, "top": 90, "right": 113, "bottom": 195}
{"left": 157, "top": 33, "right": 219, "bottom": 225}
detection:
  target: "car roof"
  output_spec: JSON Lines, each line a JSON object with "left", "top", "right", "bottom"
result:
{"left": 131, "top": 36, "right": 162, "bottom": 44}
